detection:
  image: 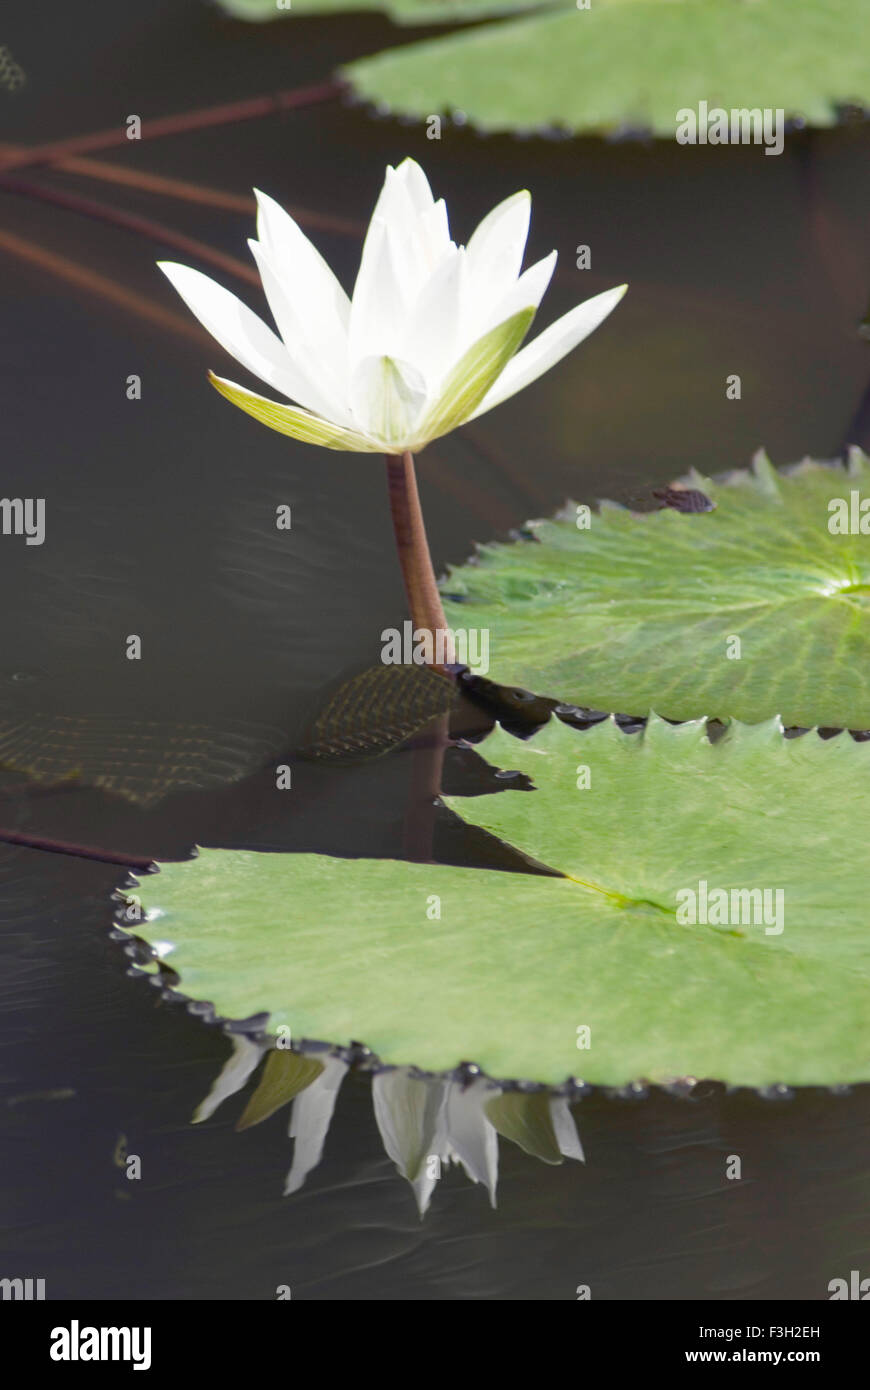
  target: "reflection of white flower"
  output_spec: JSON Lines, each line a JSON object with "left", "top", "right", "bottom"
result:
{"left": 158, "top": 158, "right": 626, "bottom": 454}
{"left": 196, "top": 1049, "right": 585, "bottom": 1210}
{"left": 284, "top": 1056, "right": 348, "bottom": 1197}
{"left": 373, "top": 1070, "right": 499, "bottom": 1215}
{"left": 372, "top": 1070, "right": 583, "bottom": 1215}
{"left": 192, "top": 1035, "right": 267, "bottom": 1125}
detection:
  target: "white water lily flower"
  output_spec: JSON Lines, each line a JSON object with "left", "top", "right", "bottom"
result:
{"left": 158, "top": 158, "right": 626, "bottom": 454}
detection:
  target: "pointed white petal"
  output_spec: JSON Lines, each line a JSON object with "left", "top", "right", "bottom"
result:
{"left": 368, "top": 163, "right": 418, "bottom": 246}
{"left": 379, "top": 162, "right": 445, "bottom": 301}
{"left": 247, "top": 239, "right": 351, "bottom": 423}
{"left": 209, "top": 373, "right": 378, "bottom": 451}
{"left": 193, "top": 1036, "right": 268, "bottom": 1124}
{"left": 349, "top": 218, "right": 408, "bottom": 368}
{"left": 466, "top": 189, "right": 531, "bottom": 280}
{"left": 253, "top": 188, "right": 350, "bottom": 346}
{"left": 402, "top": 246, "right": 466, "bottom": 386}
{"left": 373, "top": 1071, "right": 447, "bottom": 1215}
{"left": 394, "top": 157, "right": 436, "bottom": 217}
{"left": 471, "top": 250, "right": 557, "bottom": 347}
{"left": 443, "top": 1081, "right": 499, "bottom": 1206}
{"left": 417, "top": 199, "right": 452, "bottom": 273}
{"left": 469, "top": 283, "right": 627, "bottom": 420}
{"left": 550, "top": 1096, "right": 585, "bottom": 1163}
{"left": 158, "top": 260, "right": 323, "bottom": 405}
{"left": 463, "top": 190, "right": 531, "bottom": 339}
{"left": 284, "top": 1057, "right": 348, "bottom": 1196}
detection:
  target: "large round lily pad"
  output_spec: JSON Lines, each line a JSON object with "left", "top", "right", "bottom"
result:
{"left": 443, "top": 453, "right": 870, "bottom": 728}
{"left": 125, "top": 715, "right": 870, "bottom": 1087}
{"left": 344, "top": 0, "right": 870, "bottom": 136}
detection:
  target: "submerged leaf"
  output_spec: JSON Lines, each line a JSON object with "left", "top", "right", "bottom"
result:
{"left": 0, "top": 708, "right": 285, "bottom": 806}
{"left": 298, "top": 662, "right": 456, "bottom": 762}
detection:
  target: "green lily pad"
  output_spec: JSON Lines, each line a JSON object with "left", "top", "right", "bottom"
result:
{"left": 345, "top": 0, "right": 870, "bottom": 136}
{"left": 125, "top": 714, "right": 870, "bottom": 1087}
{"left": 444, "top": 453, "right": 870, "bottom": 729}
{"left": 216, "top": 0, "right": 550, "bottom": 26}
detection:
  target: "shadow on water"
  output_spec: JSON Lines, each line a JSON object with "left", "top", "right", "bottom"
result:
{"left": 1, "top": 0, "right": 870, "bottom": 1298}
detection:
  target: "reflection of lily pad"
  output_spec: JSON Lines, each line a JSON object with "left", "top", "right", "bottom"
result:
{"left": 444, "top": 453, "right": 870, "bottom": 729}
{"left": 345, "top": 0, "right": 870, "bottom": 136}
{"left": 126, "top": 715, "right": 870, "bottom": 1087}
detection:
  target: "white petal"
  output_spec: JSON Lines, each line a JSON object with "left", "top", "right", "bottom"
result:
{"left": 388, "top": 162, "right": 445, "bottom": 299}
{"left": 349, "top": 354, "right": 429, "bottom": 448}
{"left": 253, "top": 188, "right": 350, "bottom": 351}
{"left": 357, "top": 165, "right": 452, "bottom": 321}
{"left": 193, "top": 1037, "right": 268, "bottom": 1124}
{"left": 550, "top": 1096, "right": 585, "bottom": 1163}
{"left": 349, "top": 217, "right": 407, "bottom": 368}
{"left": 368, "top": 163, "right": 419, "bottom": 247}
{"left": 158, "top": 260, "right": 331, "bottom": 416}
{"left": 372, "top": 1070, "right": 447, "bottom": 1215}
{"left": 469, "top": 283, "right": 628, "bottom": 420}
{"left": 466, "top": 189, "right": 530, "bottom": 280}
{"left": 417, "top": 199, "right": 452, "bottom": 274}
{"left": 443, "top": 1081, "right": 499, "bottom": 1205}
{"left": 394, "top": 157, "right": 436, "bottom": 217}
{"left": 248, "top": 239, "right": 350, "bottom": 423}
{"left": 470, "top": 250, "right": 556, "bottom": 348}
{"left": 284, "top": 1057, "right": 348, "bottom": 1196}
{"left": 402, "top": 246, "right": 466, "bottom": 387}
{"left": 463, "top": 190, "right": 531, "bottom": 338}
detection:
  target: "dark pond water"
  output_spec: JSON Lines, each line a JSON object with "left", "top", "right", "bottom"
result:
{"left": 2, "top": 0, "right": 870, "bottom": 1300}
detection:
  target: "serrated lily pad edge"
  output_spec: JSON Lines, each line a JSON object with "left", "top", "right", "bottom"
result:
{"left": 111, "top": 927, "right": 858, "bottom": 1100}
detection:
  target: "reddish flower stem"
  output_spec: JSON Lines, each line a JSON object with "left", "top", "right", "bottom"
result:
{"left": 385, "top": 452, "right": 455, "bottom": 673}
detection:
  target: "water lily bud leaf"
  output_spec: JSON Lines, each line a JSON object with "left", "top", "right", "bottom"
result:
{"left": 124, "top": 715, "right": 870, "bottom": 1087}
{"left": 444, "top": 454, "right": 870, "bottom": 729}
{"left": 421, "top": 307, "right": 534, "bottom": 446}
{"left": 209, "top": 373, "right": 376, "bottom": 452}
